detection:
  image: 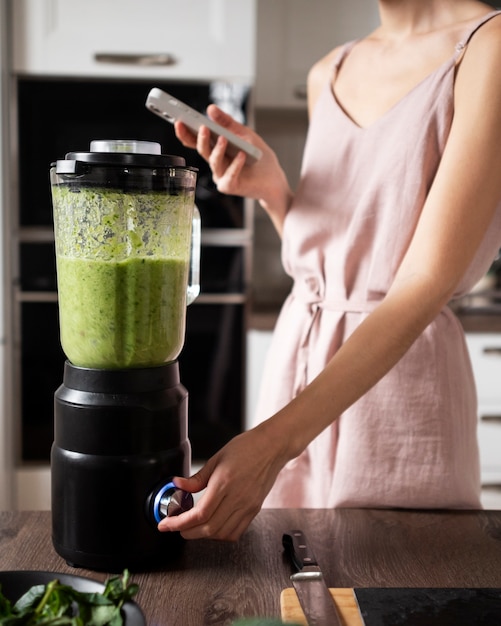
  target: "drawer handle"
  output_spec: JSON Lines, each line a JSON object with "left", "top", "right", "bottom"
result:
{"left": 480, "top": 415, "right": 501, "bottom": 423}
{"left": 94, "top": 53, "right": 177, "bottom": 67}
{"left": 482, "top": 347, "right": 501, "bottom": 356}
{"left": 481, "top": 484, "right": 501, "bottom": 492}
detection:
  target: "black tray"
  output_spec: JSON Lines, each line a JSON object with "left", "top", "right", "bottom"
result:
{"left": 354, "top": 588, "right": 501, "bottom": 626}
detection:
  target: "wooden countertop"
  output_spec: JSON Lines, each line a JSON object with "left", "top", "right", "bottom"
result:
{"left": 1, "top": 508, "right": 501, "bottom": 624}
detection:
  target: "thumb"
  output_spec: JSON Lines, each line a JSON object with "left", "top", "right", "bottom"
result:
{"left": 173, "top": 466, "right": 210, "bottom": 494}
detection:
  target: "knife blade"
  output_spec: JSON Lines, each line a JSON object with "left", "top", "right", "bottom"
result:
{"left": 282, "top": 530, "right": 344, "bottom": 626}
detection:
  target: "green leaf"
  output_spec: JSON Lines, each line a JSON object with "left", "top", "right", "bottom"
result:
{"left": 12, "top": 585, "right": 47, "bottom": 613}
{"left": 85, "top": 605, "right": 118, "bottom": 626}
{"left": 0, "top": 570, "right": 138, "bottom": 625}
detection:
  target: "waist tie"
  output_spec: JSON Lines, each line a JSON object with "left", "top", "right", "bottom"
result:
{"left": 290, "top": 282, "right": 382, "bottom": 395}
{"left": 292, "top": 282, "right": 382, "bottom": 314}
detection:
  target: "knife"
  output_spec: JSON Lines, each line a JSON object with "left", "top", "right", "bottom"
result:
{"left": 282, "top": 530, "right": 344, "bottom": 626}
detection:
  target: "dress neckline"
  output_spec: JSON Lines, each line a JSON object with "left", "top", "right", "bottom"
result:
{"left": 329, "top": 9, "right": 501, "bottom": 132}
{"left": 330, "top": 53, "right": 455, "bottom": 131}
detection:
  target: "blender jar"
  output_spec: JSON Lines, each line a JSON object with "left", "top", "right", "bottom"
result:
{"left": 50, "top": 140, "right": 199, "bottom": 369}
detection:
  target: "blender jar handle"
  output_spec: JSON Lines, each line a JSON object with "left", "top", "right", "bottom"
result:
{"left": 187, "top": 205, "right": 201, "bottom": 305}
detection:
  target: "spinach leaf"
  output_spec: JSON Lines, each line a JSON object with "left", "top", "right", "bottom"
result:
{"left": 0, "top": 570, "right": 137, "bottom": 626}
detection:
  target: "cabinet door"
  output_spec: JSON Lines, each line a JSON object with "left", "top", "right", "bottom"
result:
{"left": 256, "top": 0, "right": 379, "bottom": 108}
{"left": 466, "top": 333, "right": 501, "bottom": 404}
{"left": 466, "top": 333, "right": 501, "bottom": 486}
{"left": 477, "top": 403, "right": 501, "bottom": 484}
{"left": 12, "top": 0, "right": 256, "bottom": 81}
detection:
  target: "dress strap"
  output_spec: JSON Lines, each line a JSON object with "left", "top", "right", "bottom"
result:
{"left": 332, "top": 40, "right": 358, "bottom": 73}
{"left": 455, "top": 10, "right": 501, "bottom": 56}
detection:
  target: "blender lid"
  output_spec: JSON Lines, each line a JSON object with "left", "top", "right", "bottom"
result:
{"left": 53, "top": 139, "right": 196, "bottom": 174}
{"left": 90, "top": 140, "right": 162, "bottom": 154}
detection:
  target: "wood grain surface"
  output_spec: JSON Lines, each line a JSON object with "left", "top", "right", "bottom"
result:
{"left": 1, "top": 509, "right": 501, "bottom": 625}
{"left": 281, "top": 587, "right": 363, "bottom": 625}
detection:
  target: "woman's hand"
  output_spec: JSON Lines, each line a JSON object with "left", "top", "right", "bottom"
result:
{"left": 175, "top": 105, "right": 293, "bottom": 234}
{"left": 157, "top": 423, "right": 289, "bottom": 541}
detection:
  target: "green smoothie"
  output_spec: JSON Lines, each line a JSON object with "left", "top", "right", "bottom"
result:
{"left": 51, "top": 183, "right": 195, "bottom": 369}
{"left": 57, "top": 255, "right": 189, "bottom": 368}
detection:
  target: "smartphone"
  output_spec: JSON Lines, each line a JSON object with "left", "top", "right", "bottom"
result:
{"left": 146, "top": 87, "right": 262, "bottom": 165}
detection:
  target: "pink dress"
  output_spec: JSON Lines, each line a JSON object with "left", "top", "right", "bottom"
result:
{"left": 255, "top": 11, "right": 501, "bottom": 509}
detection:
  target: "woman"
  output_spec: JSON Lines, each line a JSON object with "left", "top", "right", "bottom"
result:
{"left": 159, "top": 0, "right": 501, "bottom": 541}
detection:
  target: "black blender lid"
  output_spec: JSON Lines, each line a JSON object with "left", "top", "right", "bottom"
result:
{"left": 53, "top": 139, "right": 196, "bottom": 174}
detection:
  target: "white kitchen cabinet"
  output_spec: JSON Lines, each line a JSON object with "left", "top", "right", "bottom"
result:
{"left": 255, "top": 0, "right": 379, "bottom": 109}
{"left": 246, "top": 328, "right": 273, "bottom": 430}
{"left": 466, "top": 333, "right": 501, "bottom": 508}
{"left": 12, "top": 0, "right": 256, "bottom": 82}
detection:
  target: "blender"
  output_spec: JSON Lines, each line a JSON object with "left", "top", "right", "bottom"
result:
{"left": 50, "top": 140, "right": 200, "bottom": 571}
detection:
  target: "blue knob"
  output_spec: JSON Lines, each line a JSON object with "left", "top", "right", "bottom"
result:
{"left": 152, "top": 481, "right": 194, "bottom": 523}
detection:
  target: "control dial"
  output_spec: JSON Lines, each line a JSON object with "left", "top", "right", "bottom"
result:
{"left": 151, "top": 481, "right": 193, "bottom": 523}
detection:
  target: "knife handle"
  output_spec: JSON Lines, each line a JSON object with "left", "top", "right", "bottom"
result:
{"left": 282, "top": 530, "right": 319, "bottom": 570}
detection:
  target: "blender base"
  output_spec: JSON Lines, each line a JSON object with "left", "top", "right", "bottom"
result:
{"left": 51, "top": 361, "right": 192, "bottom": 572}
{"left": 53, "top": 534, "right": 185, "bottom": 573}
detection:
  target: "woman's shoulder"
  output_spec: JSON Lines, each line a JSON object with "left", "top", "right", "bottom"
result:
{"left": 458, "top": 10, "right": 501, "bottom": 73}
{"left": 453, "top": 11, "right": 501, "bottom": 129}
{"left": 459, "top": 8, "right": 501, "bottom": 50}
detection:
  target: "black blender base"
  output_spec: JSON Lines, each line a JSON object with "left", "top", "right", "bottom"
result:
{"left": 52, "top": 361, "right": 192, "bottom": 573}
{"left": 54, "top": 534, "right": 185, "bottom": 573}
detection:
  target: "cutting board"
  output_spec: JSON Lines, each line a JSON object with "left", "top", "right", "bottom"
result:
{"left": 281, "top": 587, "right": 501, "bottom": 625}
{"left": 281, "top": 587, "right": 362, "bottom": 625}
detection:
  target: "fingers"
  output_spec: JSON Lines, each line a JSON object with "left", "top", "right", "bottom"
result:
{"left": 174, "top": 121, "right": 197, "bottom": 148}
{"left": 158, "top": 462, "right": 260, "bottom": 541}
{"left": 180, "top": 505, "right": 256, "bottom": 542}
{"left": 212, "top": 142, "right": 247, "bottom": 184}
{"left": 196, "top": 125, "right": 216, "bottom": 162}
{"left": 206, "top": 104, "right": 243, "bottom": 130}
{"left": 158, "top": 489, "right": 259, "bottom": 542}
{"left": 172, "top": 473, "right": 206, "bottom": 494}
{"left": 194, "top": 126, "right": 232, "bottom": 177}
{"left": 157, "top": 483, "right": 224, "bottom": 535}
{"left": 215, "top": 150, "right": 247, "bottom": 194}
{"left": 177, "top": 108, "right": 253, "bottom": 189}
{"left": 170, "top": 458, "right": 215, "bottom": 495}
{"left": 196, "top": 128, "right": 248, "bottom": 194}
